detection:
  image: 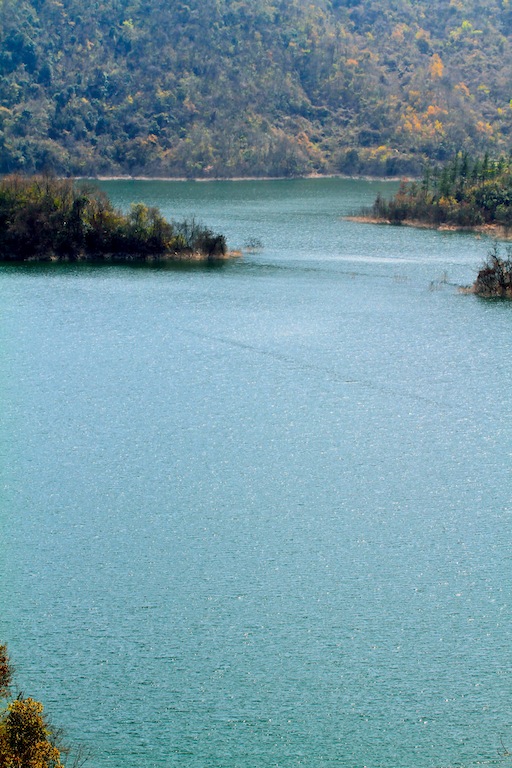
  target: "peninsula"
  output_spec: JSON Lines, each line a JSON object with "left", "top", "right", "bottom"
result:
{"left": 0, "top": 175, "right": 228, "bottom": 263}
{"left": 364, "top": 153, "right": 512, "bottom": 233}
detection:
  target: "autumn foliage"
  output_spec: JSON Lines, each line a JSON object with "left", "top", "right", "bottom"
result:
{"left": 0, "top": 645, "right": 64, "bottom": 768}
{"left": 2, "top": 0, "right": 512, "bottom": 177}
{"left": 0, "top": 699, "right": 63, "bottom": 768}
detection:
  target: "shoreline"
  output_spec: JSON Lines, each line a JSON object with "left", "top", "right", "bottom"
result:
{"left": 346, "top": 215, "right": 512, "bottom": 239}
{"left": 2, "top": 249, "right": 241, "bottom": 265}
{"left": 78, "top": 173, "right": 409, "bottom": 183}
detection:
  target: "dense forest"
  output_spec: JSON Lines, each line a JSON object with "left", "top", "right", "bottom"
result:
{"left": 2, "top": 0, "right": 512, "bottom": 178}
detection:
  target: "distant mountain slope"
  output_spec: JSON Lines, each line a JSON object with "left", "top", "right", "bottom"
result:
{"left": 1, "top": 0, "right": 512, "bottom": 177}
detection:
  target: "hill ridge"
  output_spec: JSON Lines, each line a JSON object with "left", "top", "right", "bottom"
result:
{"left": 1, "top": 0, "right": 512, "bottom": 177}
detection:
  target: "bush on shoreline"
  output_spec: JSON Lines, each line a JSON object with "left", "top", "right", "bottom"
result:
{"left": 0, "top": 175, "right": 227, "bottom": 263}
{"left": 473, "top": 243, "right": 512, "bottom": 297}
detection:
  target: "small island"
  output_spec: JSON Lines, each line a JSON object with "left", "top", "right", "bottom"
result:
{"left": 0, "top": 174, "right": 229, "bottom": 264}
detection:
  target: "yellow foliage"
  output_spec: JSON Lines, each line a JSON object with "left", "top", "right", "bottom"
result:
{"left": 430, "top": 53, "right": 444, "bottom": 79}
{"left": 438, "top": 195, "right": 456, "bottom": 206}
{"left": 450, "top": 20, "right": 483, "bottom": 41}
{"left": 392, "top": 24, "right": 408, "bottom": 41}
{"left": 462, "top": 19, "right": 482, "bottom": 34}
{"left": 400, "top": 105, "right": 446, "bottom": 139}
{"left": 368, "top": 145, "right": 394, "bottom": 160}
{"left": 411, "top": 114, "right": 423, "bottom": 132}
{"left": 476, "top": 120, "right": 493, "bottom": 136}
{"left": 454, "top": 82, "right": 471, "bottom": 99}
{"left": 402, "top": 109, "right": 422, "bottom": 133}
{"left": 0, "top": 698, "right": 63, "bottom": 768}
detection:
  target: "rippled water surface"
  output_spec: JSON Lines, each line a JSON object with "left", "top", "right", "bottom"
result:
{"left": 1, "top": 179, "right": 511, "bottom": 768}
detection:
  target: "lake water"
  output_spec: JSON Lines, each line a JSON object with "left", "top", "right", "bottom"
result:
{"left": 1, "top": 178, "right": 511, "bottom": 768}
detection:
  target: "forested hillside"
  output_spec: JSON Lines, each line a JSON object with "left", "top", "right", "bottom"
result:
{"left": 2, "top": 0, "right": 512, "bottom": 178}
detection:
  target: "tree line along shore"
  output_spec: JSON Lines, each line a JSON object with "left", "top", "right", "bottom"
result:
{"left": 367, "top": 152, "right": 512, "bottom": 229}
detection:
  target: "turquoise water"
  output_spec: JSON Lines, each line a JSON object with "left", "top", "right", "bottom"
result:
{"left": 1, "top": 179, "right": 511, "bottom": 768}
